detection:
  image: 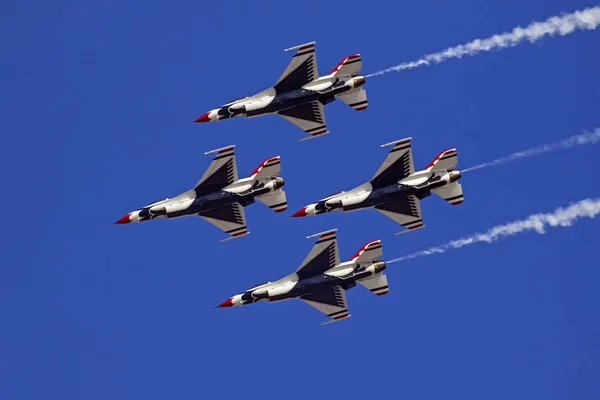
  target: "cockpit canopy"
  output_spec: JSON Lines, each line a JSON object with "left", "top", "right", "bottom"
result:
{"left": 247, "top": 281, "right": 271, "bottom": 291}
{"left": 322, "top": 191, "right": 343, "bottom": 200}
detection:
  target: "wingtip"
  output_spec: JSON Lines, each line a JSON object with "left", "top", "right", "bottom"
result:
{"left": 204, "top": 144, "right": 235, "bottom": 155}
{"left": 380, "top": 137, "right": 412, "bottom": 148}
{"left": 395, "top": 225, "right": 425, "bottom": 235}
{"left": 284, "top": 41, "right": 316, "bottom": 52}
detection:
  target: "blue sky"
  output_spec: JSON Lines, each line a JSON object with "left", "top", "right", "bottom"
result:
{"left": 1, "top": 1, "right": 599, "bottom": 399}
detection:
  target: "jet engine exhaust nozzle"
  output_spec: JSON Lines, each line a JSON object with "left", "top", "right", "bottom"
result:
{"left": 351, "top": 75, "right": 366, "bottom": 88}
{"left": 448, "top": 169, "right": 461, "bottom": 183}
{"left": 366, "top": 261, "right": 387, "bottom": 275}
{"left": 373, "top": 261, "right": 387, "bottom": 274}
{"left": 274, "top": 177, "right": 285, "bottom": 190}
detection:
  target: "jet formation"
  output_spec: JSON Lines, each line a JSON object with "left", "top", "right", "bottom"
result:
{"left": 217, "top": 229, "right": 389, "bottom": 325}
{"left": 292, "top": 137, "right": 464, "bottom": 234}
{"left": 117, "top": 41, "right": 466, "bottom": 324}
{"left": 194, "top": 41, "right": 368, "bottom": 140}
{"left": 116, "top": 145, "right": 287, "bottom": 241}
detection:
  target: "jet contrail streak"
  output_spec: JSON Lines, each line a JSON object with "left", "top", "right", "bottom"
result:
{"left": 462, "top": 128, "right": 600, "bottom": 172}
{"left": 366, "top": 6, "right": 600, "bottom": 77}
{"left": 387, "top": 198, "right": 600, "bottom": 263}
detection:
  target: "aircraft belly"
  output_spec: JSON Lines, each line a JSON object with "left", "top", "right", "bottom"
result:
{"left": 339, "top": 189, "right": 373, "bottom": 211}
{"left": 190, "top": 192, "right": 240, "bottom": 214}
{"left": 264, "top": 93, "right": 320, "bottom": 115}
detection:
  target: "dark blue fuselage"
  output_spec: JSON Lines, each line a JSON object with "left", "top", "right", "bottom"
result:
{"left": 315, "top": 176, "right": 447, "bottom": 215}
{"left": 241, "top": 265, "right": 379, "bottom": 305}
{"left": 217, "top": 80, "right": 354, "bottom": 120}
{"left": 137, "top": 182, "right": 271, "bottom": 221}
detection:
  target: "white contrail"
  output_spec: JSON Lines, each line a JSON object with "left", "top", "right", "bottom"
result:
{"left": 463, "top": 128, "right": 600, "bottom": 172}
{"left": 366, "top": 6, "right": 600, "bottom": 77}
{"left": 388, "top": 198, "right": 600, "bottom": 263}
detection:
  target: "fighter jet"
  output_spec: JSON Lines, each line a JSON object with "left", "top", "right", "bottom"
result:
{"left": 194, "top": 41, "right": 368, "bottom": 141}
{"left": 291, "top": 137, "right": 464, "bottom": 234}
{"left": 217, "top": 229, "right": 389, "bottom": 325}
{"left": 115, "top": 145, "right": 287, "bottom": 241}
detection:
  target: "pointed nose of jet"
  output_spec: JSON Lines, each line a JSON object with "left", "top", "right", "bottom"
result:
{"left": 115, "top": 213, "right": 132, "bottom": 224}
{"left": 216, "top": 297, "right": 234, "bottom": 308}
{"left": 291, "top": 207, "right": 308, "bottom": 217}
{"left": 194, "top": 112, "right": 211, "bottom": 123}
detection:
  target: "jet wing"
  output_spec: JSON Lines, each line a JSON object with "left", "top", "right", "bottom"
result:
{"left": 374, "top": 195, "right": 424, "bottom": 234}
{"left": 198, "top": 202, "right": 248, "bottom": 241}
{"left": 296, "top": 229, "right": 340, "bottom": 279}
{"left": 274, "top": 41, "right": 319, "bottom": 94}
{"left": 370, "top": 137, "right": 414, "bottom": 188}
{"left": 300, "top": 285, "right": 350, "bottom": 325}
{"left": 195, "top": 145, "right": 239, "bottom": 194}
{"left": 278, "top": 101, "right": 329, "bottom": 140}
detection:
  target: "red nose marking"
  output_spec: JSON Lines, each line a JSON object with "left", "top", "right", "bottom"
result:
{"left": 217, "top": 298, "right": 234, "bottom": 308}
{"left": 291, "top": 207, "right": 308, "bottom": 217}
{"left": 194, "top": 112, "right": 210, "bottom": 122}
{"left": 115, "top": 213, "right": 131, "bottom": 224}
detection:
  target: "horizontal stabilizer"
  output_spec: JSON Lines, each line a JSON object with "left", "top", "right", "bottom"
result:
{"left": 256, "top": 189, "right": 288, "bottom": 212}
{"left": 432, "top": 182, "right": 464, "bottom": 205}
{"left": 336, "top": 88, "right": 368, "bottom": 111}
{"left": 358, "top": 273, "right": 389, "bottom": 296}
{"left": 350, "top": 240, "right": 383, "bottom": 264}
{"left": 425, "top": 148, "right": 458, "bottom": 172}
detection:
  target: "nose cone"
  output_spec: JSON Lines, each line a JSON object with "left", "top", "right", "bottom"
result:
{"left": 216, "top": 297, "right": 234, "bottom": 308}
{"left": 274, "top": 177, "right": 285, "bottom": 190}
{"left": 194, "top": 112, "right": 211, "bottom": 123}
{"left": 115, "top": 213, "right": 132, "bottom": 224}
{"left": 291, "top": 207, "right": 308, "bottom": 217}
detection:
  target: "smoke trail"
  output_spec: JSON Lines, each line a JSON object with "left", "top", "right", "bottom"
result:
{"left": 367, "top": 6, "right": 600, "bottom": 77}
{"left": 388, "top": 198, "right": 600, "bottom": 263}
{"left": 463, "top": 128, "right": 600, "bottom": 172}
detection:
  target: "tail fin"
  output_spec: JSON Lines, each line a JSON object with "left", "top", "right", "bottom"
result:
{"left": 424, "top": 148, "right": 457, "bottom": 172}
{"left": 350, "top": 240, "right": 383, "bottom": 264}
{"left": 251, "top": 155, "right": 287, "bottom": 212}
{"left": 432, "top": 182, "right": 464, "bottom": 205}
{"left": 256, "top": 189, "right": 288, "bottom": 212}
{"left": 329, "top": 54, "right": 363, "bottom": 76}
{"left": 249, "top": 156, "right": 281, "bottom": 180}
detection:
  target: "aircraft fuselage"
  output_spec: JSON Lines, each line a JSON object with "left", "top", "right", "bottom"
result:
{"left": 230, "top": 260, "right": 386, "bottom": 307}
{"left": 308, "top": 170, "right": 461, "bottom": 216}
{"left": 127, "top": 178, "right": 283, "bottom": 223}
{"left": 210, "top": 75, "right": 365, "bottom": 121}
